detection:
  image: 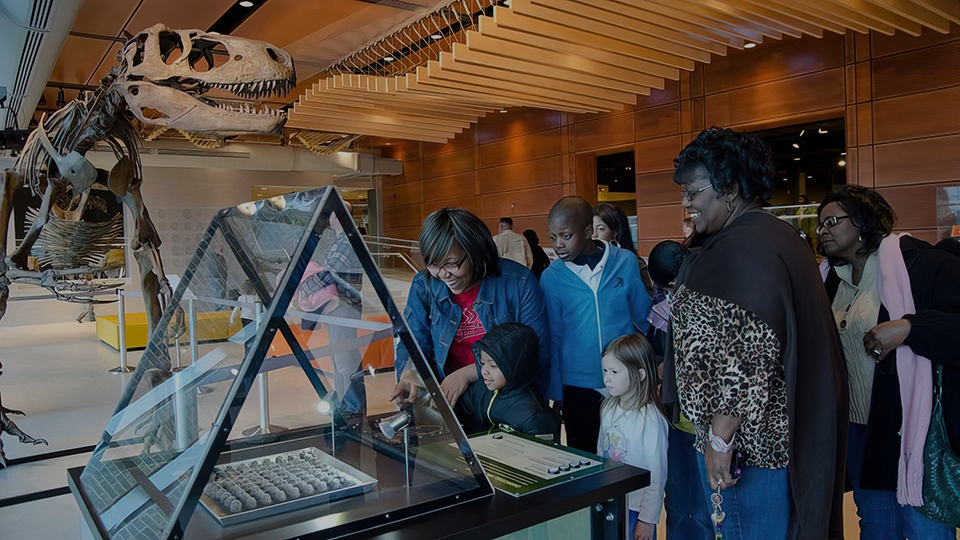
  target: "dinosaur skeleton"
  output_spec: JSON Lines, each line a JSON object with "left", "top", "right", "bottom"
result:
{"left": 0, "top": 24, "right": 296, "bottom": 466}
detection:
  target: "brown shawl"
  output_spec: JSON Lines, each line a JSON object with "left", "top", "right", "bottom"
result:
{"left": 662, "top": 210, "right": 848, "bottom": 540}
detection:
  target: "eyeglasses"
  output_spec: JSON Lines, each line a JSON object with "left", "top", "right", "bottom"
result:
{"left": 816, "top": 215, "right": 851, "bottom": 233}
{"left": 680, "top": 184, "right": 713, "bottom": 202}
{"left": 426, "top": 254, "right": 468, "bottom": 276}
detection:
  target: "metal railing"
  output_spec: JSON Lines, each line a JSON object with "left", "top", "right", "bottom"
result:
{"left": 362, "top": 235, "right": 422, "bottom": 277}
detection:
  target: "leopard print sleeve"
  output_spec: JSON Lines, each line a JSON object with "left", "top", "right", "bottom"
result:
{"left": 671, "top": 285, "right": 789, "bottom": 469}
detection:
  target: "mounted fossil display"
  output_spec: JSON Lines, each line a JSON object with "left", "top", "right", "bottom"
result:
{"left": 0, "top": 24, "right": 296, "bottom": 466}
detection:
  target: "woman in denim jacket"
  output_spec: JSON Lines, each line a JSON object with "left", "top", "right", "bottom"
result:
{"left": 391, "top": 208, "right": 550, "bottom": 421}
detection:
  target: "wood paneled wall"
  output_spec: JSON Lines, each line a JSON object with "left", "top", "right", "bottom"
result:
{"left": 376, "top": 26, "right": 959, "bottom": 251}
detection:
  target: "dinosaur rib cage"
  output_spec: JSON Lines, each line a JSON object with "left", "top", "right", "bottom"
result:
{"left": 34, "top": 214, "right": 124, "bottom": 270}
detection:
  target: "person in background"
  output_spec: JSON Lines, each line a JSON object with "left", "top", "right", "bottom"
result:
{"left": 662, "top": 127, "right": 847, "bottom": 540}
{"left": 523, "top": 229, "right": 551, "bottom": 280}
{"left": 391, "top": 208, "right": 549, "bottom": 427}
{"left": 541, "top": 196, "right": 652, "bottom": 453}
{"left": 592, "top": 202, "right": 654, "bottom": 296}
{"left": 681, "top": 217, "right": 695, "bottom": 240}
{"left": 494, "top": 217, "right": 534, "bottom": 269}
{"left": 598, "top": 334, "right": 669, "bottom": 540}
{"left": 646, "top": 240, "right": 712, "bottom": 540}
{"left": 461, "top": 323, "right": 560, "bottom": 442}
{"left": 818, "top": 186, "right": 960, "bottom": 539}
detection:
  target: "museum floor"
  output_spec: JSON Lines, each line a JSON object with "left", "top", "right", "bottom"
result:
{"left": 0, "top": 283, "right": 935, "bottom": 540}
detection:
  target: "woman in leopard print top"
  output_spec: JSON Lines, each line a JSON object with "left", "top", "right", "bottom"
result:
{"left": 661, "top": 128, "right": 848, "bottom": 540}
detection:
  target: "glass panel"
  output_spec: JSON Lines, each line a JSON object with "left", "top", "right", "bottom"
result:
{"left": 78, "top": 187, "right": 489, "bottom": 540}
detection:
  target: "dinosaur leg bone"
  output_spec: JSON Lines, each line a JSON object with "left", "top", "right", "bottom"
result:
{"left": 9, "top": 177, "right": 63, "bottom": 270}
{"left": 0, "top": 170, "right": 22, "bottom": 320}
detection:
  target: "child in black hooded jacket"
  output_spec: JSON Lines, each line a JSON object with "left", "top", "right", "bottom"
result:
{"left": 462, "top": 323, "right": 560, "bottom": 443}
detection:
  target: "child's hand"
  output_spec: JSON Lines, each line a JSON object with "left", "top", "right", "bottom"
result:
{"left": 634, "top": 521, "right": 655, "bottom": 540}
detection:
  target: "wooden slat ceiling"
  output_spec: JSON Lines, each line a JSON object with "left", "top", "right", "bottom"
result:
{"left": 290, "top": 0, "right": 958, "bottom": 142}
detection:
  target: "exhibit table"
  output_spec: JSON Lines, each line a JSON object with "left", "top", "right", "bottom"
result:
{"left": 69, "top": 428, "right": 648, "bottom": 540}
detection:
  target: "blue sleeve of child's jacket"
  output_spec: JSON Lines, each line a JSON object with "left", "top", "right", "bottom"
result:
{"left": 630, "top": 261, "right": 653, "bottom": 335}
{"left": 395, "top": 271, "right": 435, "bottom": 379}
{"left": 517, "top": 271, "right": 551, "bottom": 397}
{"left": 540, "top": 271, "right": 564, "bottom": 402}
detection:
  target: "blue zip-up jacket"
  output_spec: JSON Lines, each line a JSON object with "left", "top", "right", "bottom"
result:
{"left": 540, "top": 243, "right": 653, "bottom": 402}
{"left": 394, "top": 259, "right": 550, "bottom": 394}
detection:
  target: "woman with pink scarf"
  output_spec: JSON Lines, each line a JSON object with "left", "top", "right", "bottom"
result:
{"left": 818, "top": 186, "right": 960, "bottom": 539}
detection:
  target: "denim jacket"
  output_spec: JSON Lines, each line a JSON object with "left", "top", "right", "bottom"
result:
{"left": 395, "top": 259, "right": 550, "bottom": 394}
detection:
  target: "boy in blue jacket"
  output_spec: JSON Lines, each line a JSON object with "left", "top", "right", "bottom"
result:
{"left": 540, "top": 196, "right": 653, "bottom": 452}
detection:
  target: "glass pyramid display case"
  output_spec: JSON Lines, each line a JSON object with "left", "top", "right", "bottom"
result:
{"left": 70, "top": 187, "right": 492, "bottom": 540}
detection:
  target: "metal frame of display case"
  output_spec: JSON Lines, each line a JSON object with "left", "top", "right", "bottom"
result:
{"left": 70, "top": 187, "right": 493, "bottom": 540}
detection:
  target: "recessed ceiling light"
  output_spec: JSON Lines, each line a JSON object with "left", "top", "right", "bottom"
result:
{"left": 838, "top": 160, "right": 846, "bottom": 166}
{"left": 238, "top": 0, "right": 254, "bottom": 7}
{"left": 744, "top": 43, "right": 756, "bottom": 49}
{"left": 431, "top": 34, "right": 443, "bottom": 39}
{"left": 818, "top": 128, "right": 828, "bottom": 134}
{"left": 385, "top": 142, "right": 392, "bottom": 146}
{"left": 499, "top": 108, "right": 508, "bottom": 113}
{"left": 384, "top": 56, "right": 395, "bottom": 62}
{"left": 799, "top": 129, "right": 805, "bottom": 137}
{"left": 841, "top": 152, "right": 847, "bottom": 156}
{"left": 794, "top": 157, "right": 801, "bottom": 161}
{"left": 792, "top": 143, "right": 799, "bottom": 149}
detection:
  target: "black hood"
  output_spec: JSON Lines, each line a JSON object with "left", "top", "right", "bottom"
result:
{"left": 473, "top": 323, "right": 539, "bottom": 393}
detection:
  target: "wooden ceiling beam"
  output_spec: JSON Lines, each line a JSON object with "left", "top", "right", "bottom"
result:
{"left": 492, "top": 8, "right": 693, "bottom": 72}
{"left": 912, "top": 0, "right": 960, "bottom": 25}
{"left": 510, "top": 0, "right": 714, "bottom": 63}
{"left": 736, "top": 0, "right": 847, "bottom": 34}
{"left": 413, "top": 65, "right": 610, "bottom": 112}
{"left": 423, "top": 61, "right": 630, "bottom": 110}
{"left": 286, "top": 117, "right": 454, "bottom": 143}
{"left": 584, "top": 0, "right": 749, "bottom": 46}
{"left": 769, "top": 0, "right": 894, "bottom": 34}
{"left": 836, "top": 0, "right": 924, "bottom": 35}
{"left": 287, "top": 113, "right": 459, "bottom": 137}
{"left": 618, "top": 0, "right": 775, "bottom": 41}
{"left": 293, "top": 103, "right": 476, "bottom": 129}
{"left": 526, "top": 0, "right": 729, "bottom": 55}
{"left": 465, "top": 32, "right": 666, "bottom": 90}
{"left": 478, "top": 17, "right": 679, "bottom": 80}
{"left": 438, "top": 51, "right": 643, "bottom": 103}
{"left": 450, "top": 44, "right": 652, "bottom": 96}
{"left": 692, "top": 0, "right": 825, "bottom": 38}
{"left": 310, "top": 85, "right": 491, "bottom": 116}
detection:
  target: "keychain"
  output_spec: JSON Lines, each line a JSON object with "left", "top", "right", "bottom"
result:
{"left": 711, "top": 483, "right": 725, "bottom": 540}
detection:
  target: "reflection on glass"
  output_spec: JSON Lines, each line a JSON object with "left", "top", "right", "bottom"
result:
{"left": 77, "top": 187, "right": 489, "bottom": 540}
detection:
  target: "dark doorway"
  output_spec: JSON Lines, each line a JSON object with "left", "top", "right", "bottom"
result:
{"left": 596, "top": 151, "right": 636, "bottom": 217}
{"left": 752, "top": 118, "right": 846, "bottom": 206}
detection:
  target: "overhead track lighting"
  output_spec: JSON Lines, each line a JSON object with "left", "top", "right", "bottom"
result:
{"left": 744, "top": 43, "right": 756, "bottom": 48}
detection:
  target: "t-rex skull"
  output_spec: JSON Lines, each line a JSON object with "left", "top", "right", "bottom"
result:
{"left": 115, "top": 24, "right": 296, "bottom": 135}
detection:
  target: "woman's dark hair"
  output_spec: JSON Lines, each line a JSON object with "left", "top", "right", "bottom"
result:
{"left": 419, "top": 207, "right": 500, "bottom": 283}
{"left": 647, "top": 240, "right": 690, "bottom": 287}
{"left": 593, "top": 203, "right": 637, "bottom": 254}
{"left": 673, "top": 126, "right": 775, "bottom": 203}
{"left": 817, "top": 186, "right": 896, "bottom": 261}
{"left": 522, "top": 229, "right": 539, "bottom": 246}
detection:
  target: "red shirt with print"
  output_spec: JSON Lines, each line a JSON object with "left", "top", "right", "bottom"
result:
{"left": 446, "top": 285, "right": 485, "bottom": 375}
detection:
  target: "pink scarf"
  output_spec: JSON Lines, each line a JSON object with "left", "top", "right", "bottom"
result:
{"left": 819, "top": 234, "right": 931, "bottom": 506}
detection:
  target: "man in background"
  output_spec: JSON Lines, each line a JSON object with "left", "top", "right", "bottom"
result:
{"left": 494, "top": 217, "right": 533, "bottom": 269}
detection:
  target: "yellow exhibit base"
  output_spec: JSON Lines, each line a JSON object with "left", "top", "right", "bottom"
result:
{"left": 96, "top": 311, "right": 243, "bottom": 350}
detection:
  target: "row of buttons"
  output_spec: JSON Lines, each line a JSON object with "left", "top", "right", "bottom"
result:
{"left": 547, "top": 459, "right": 591, "bottom": 474}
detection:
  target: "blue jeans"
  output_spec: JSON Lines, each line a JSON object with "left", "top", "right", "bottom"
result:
{"left": 847, "top": 423, "right": 956, "bottom": 540}
{"left": 666, "top": 429, "right": 713, "bottom": 540}
{"left": 697, "top": 453, "right": 789, "bottom": 540}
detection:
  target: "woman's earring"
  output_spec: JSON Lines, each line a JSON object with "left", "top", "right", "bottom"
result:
{"left": 859, "top": 235, "right": 863, "bottom": 243}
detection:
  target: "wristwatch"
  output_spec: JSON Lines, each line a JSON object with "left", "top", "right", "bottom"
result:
{"left": 709, "top": 425, "right": 735, "bottom": 453}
